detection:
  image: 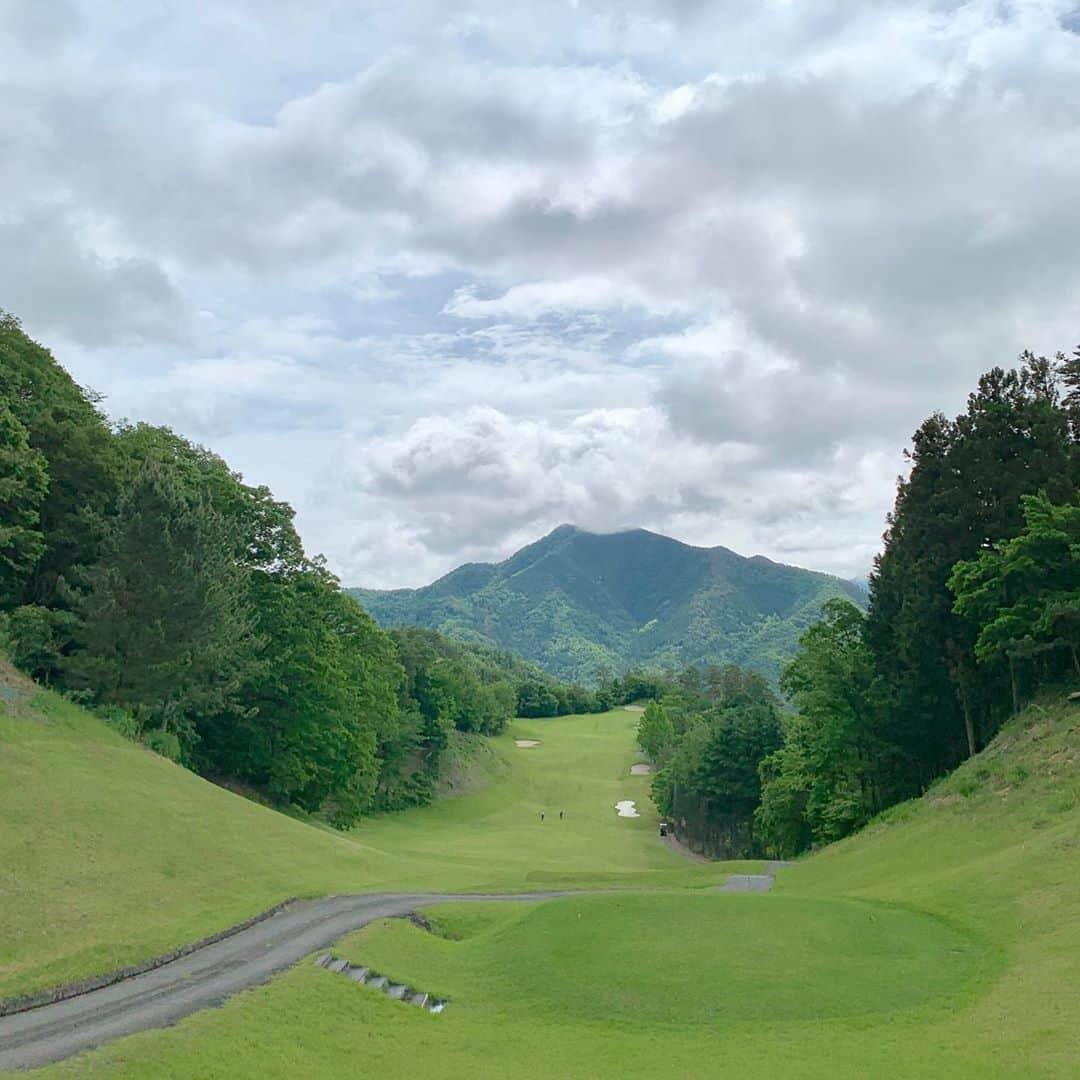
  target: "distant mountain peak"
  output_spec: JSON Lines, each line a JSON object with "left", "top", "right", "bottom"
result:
{"left": 349, "top": 525, "right": 864, "bottom": 684}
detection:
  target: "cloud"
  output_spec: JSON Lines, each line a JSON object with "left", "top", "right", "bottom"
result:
{"left": 2, "top": 1, "right": 1079, "bottom": 587}
{"left": 0, "top": 210, "right": 186, "bottom": 347}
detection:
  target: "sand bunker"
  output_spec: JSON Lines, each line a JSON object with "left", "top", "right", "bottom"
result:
{"left": 615, "top": 800, "right": 640, "bottom": 818}
{"left": 514, "top": 739, "right": 541, "bottom": 748}
{"left": 623, "top": 704, "right": 646, "bottom": 712}
{"left": 630, "top": 763, "right": 652, "bottom": 776}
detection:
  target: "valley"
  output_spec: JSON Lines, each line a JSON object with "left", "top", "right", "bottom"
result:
{"left": 2, "top": 663, "right": 1078, "bottom": 1077}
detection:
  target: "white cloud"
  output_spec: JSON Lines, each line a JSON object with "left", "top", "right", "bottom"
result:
{"left": 3, "top": 0, "right": 1079, "bottom": 587}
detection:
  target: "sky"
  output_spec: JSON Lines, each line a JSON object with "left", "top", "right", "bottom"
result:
{"left": 2, "top": 1, "right": 1079, "bottom": 588}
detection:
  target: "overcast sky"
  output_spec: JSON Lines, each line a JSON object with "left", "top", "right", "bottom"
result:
{"left": 3, "top": 1, "right": 1079, "bottom": 587}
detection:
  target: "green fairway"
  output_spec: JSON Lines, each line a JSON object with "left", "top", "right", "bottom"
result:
{"left": 0, "top": 674, "right": 725, "bottom": 1002}
{"left": 5, "top": 664, "right": 1080, "bottom": 1077}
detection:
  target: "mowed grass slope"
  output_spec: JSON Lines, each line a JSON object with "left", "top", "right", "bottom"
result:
{"left": 30, "top": 696, "right": 1080, "bottom": 1080}
{"left": 0, "top": 661, "right": 719, "bottom": 1002}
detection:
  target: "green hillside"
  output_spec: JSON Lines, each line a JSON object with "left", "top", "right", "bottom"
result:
{"left": 6, "top": 647, "right": 1079, "bottom": 1077}
{"left": 350, "top": 525, "right": 864, "bottom": 683}
{"left": 0, "top": 657, "right": 718, "bottom": 1005}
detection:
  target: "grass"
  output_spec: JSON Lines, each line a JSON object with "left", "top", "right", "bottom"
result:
{"left": 351, "top": 893, "right": 985, "bottom": 1025}
{"left": 0, "top": 669, "right": 726, "bottom": 1002}
{"left": 5, "top": 658, "right": 1080, "bottom": 1077}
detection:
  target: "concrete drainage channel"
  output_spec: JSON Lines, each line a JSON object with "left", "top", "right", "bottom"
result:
{"left": 315, "top": 954, "right": 447, "bottom": 1013}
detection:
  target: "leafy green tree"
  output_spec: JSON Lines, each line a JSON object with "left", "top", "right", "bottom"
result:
{"left": 0, "top": 312, "right": 119, "bottom": 607}
{"left": 756, "top": 600, "right": 888, "bottom": 855}
{"left": 653, "top": 686, "right": 783, "bottom": 857}
{"left": 114, "top": 423, "right": 306, "bottom": 576}
{"left": 637, "top": 701, "right": 675, "bottom": 762}
{"left": 61, "top": 457, "right": 255, "bottom": 758}
{"left": 0, "top": 404, "right": 48, "bottom": 605}
{"left": 516, "top": 679, "right": 560, "bottom": 717}
{"left": 950, "top": 492, "right": 1080, "bottom": 694}
{"left": 198, "top": 567, "right": 401, "bottom": 826}
{"left": 0, "top": 604, "right": 75, "bottom": 684}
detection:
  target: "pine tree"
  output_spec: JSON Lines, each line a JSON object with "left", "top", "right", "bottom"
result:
{"left": 62, "top": 457, "right": 255, "bottom": 757}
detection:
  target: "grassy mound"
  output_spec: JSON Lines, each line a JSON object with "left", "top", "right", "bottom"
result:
{"left": 354, "top": 893, "right": 983, "bottom": 1025}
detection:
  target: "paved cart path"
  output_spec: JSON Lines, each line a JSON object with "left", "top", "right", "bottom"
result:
{"left": 0, "top": 892, "right": 579, "bottom": 1072}
{"left": 1, "top": 867, "right": 796, "bottom": 1070}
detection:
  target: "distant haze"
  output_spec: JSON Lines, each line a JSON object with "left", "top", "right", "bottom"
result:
{"left": 3, "top": 2, "right": 1079, "bottom": 586}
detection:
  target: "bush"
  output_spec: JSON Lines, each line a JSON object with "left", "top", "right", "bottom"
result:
{"left": 141, "top": 728, "right": 183, "bottom": 763}
{"left": 0, "top": 605, "right": 74, "bottom": 683}
{"left": 92, "top": 704, "right": 139, "bottom": 740}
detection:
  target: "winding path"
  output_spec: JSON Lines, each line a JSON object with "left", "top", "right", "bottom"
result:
{"left": 0, "top": 892, "right": 576, "bottom": 1072}
{"left": 1, "top": 866, "right": 795, "bottom": 1070}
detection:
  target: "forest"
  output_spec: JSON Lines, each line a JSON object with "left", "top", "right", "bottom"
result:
{"left": 0, "top": 312, "right": 639, "bottom": 826}
{"left": 640, "top": 349, "right": 1080, "bottom": 857}
{"left": 5, "top": 309, "right": 1076, "bottom": 847}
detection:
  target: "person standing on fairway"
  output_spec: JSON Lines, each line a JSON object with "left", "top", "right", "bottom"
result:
{"left": 540, "top": 811, "right": 545, "bottom": 823}
{"left": 559, "top": 810, "right": 564, "bottom": 820}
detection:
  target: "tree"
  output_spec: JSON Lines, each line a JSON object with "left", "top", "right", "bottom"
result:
{"left": 653, "top": 687, "right": 783, "bottom": 858}
{"left": 0, "top": 604, "right": 74, "bottom": 684}
{"left": 61, "top": 457, "right": 255, "bottom": 759}
{"left": 0, "top": 312, "right": 119, "bottom": 608}
{"left": 866, "top": 356, "right": 1077, "bottom": 790}
{"left": 756, "top": 599, "right": 888, "bottom": 854}
{"left": 637, "top": 700, "right": 675, "bottom": 762}
{"left": 516, "top": 679, "right": 560, "bottom": 717}
{"left": 197, "top": 567, "right": 401, "bottom": 826}
{"left": 0, "top": 404, "right": 47, "bottom": 605}
{"left": 1059, "top": 345, "right": 1080, "bottom": 435}
{"left": 950, "top": 492, "right": 1080, "bottom": 692}
{"left": 114, "top": 423, "right": 306, "bottom": 576}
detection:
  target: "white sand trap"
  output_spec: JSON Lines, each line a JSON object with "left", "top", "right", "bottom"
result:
{"left": 615, "top": 800, "right": 640, "bottom": 817}
{"left": 623, "top": 704, "right": 646, "bottom": 713}
{"left": 514, "top": 739, "right": 541, "bottom": 748}
{"left": 630, "top": 763, "right": 652, "bottom": 776}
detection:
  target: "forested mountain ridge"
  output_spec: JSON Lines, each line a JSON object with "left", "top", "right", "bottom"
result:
{"left": 350, "top": 525, "right": 865, "bottom": 684}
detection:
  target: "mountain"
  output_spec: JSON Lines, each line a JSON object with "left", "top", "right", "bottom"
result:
{"left": 349, "top": 525, "right": 866, "bottom": 684}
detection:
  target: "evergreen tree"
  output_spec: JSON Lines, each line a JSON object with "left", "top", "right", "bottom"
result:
{"left": 1059, "top": 346, "right": 1080, "bottom": 441}
{"left": 866, "top": 356, "right": 1076, "bottom": 790}
{"left": 62, "top": 457, "right": 255, "bottom": 758}
{"left": 652, "top": 678, "right": 783, "bottom": 857}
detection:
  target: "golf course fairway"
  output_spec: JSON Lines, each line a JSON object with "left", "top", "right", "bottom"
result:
{"left": 2, "top": 667, "right": 1079, "bottom": 1077}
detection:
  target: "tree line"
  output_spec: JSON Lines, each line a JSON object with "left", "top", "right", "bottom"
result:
{"left": 639, "top": 349, "right": 1079, "bottom": 858}
{"left": 0, "top": 313, "right": 593, "bottom": 826}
